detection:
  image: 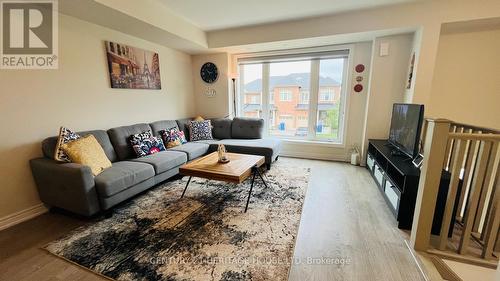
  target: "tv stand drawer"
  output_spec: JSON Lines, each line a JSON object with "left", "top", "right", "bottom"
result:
{"left": 384, "top": 183, "right": 400, "bottom": 212}
{"left": 367, "top": 154, "right": 375, "bottom": 171}
{"left": 374, "top": 165, "right": 384, "bottom": 187}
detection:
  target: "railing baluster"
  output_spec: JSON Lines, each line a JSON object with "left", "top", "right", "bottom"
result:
{"left": 447, "top": 127, "right": 465, "bottom": 173}
{"left": 438, "top": 138, "right": 468, "bottom": 250}
{"left": 480, "top": 143, "right": 500, "bottom": 241}
{"left": 420, "top": 119, "right": 428, "bottom": 151}
{"left": 444, "top": 125, "right": 457, "bottom": 171}
{"left": 456, "top": 134, "right": 480, "bottom": 219}
{"left": 481, "top": 179, "right": 499, "bottom": 259}
{"left": 473, "top": 141, "right": 497, "bottom": 233}
{"left": 458, "top": 141, "right": 491, "bottom": 254}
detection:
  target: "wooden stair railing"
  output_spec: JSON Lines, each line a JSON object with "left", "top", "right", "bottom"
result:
{"left": 410, "top": 118, "right": 499, "bottom": 268}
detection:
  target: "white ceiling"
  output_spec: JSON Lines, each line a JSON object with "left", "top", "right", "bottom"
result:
{"left": 159, "top": 0, "right": 423, "bottom": 31}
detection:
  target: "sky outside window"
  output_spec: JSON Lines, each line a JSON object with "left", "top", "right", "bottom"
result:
{"left": 242, "top": 59, "right": 344, "bottom": 84}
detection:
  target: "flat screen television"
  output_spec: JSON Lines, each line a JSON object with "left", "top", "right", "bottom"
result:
{"left": 388, "top": 103, "right": 425, "bottom": 159}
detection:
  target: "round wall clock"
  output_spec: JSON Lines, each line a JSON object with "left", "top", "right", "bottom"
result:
{"left": 200, "top": 62, "right": 219, "bottom": 84}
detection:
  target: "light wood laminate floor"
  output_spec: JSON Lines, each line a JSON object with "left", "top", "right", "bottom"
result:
{"left": 0, "top": 158, "right": 424, "bottom": 281}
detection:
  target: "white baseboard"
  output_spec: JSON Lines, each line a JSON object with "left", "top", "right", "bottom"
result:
{"left": 0, "top": 203, "right": 48, "bottom": 231}
{"left": 280, "top": 151, "right": 348, "bottom": 162}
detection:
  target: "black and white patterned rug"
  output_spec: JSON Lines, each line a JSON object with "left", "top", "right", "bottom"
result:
{"left": 45, "top": 161, "right": 310, "bottom": 281}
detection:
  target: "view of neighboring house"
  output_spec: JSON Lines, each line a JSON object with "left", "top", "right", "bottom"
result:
{"left": 242, "top": 73, "right": 341, "bottom": 138}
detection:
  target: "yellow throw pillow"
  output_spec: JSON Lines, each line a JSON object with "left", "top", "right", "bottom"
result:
{"left": 193, "top": 116, "right": 205, "bottom": 121}
{"left": 62, "top": 135, "right": 112, "bottom": 176}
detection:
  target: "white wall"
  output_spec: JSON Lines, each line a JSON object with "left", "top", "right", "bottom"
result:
{"left": 191, "top": 53, "right": 232, "bottom": 118}
{"left": 428, "top": 27, "right": 500, "bottom": 130}
{"left": 0, "top": 14, "right": 196, "bottom": 220}
{"left": 361, "top": 34, "right": 414, "bottom": 159}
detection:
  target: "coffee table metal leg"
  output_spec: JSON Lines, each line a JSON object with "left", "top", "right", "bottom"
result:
{"left": 255, "top": 167, "right": 269, "bottom": 189}
{"left": 181, "top": 176, "right": 192, "bottom": 198}
{"left": 245, "top": 169, "right": 257, "bottom": 212}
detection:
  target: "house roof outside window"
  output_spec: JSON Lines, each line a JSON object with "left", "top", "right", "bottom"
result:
{"left": 244, "top": 73, "right": 339, "bottom": 92}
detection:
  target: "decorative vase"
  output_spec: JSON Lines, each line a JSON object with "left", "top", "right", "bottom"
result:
{"left": 218, "top": 144, "right": 229, "bottom": 163}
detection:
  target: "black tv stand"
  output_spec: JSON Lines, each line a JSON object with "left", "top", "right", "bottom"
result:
{"left": 366, "top": 139, "right": 459, "bottom": 234}
{"left": 390, "top": 149, "right": 407, "bottom": 157}
{"left": 366, "top": 139, "right": 420, "bottom": 229}
{"left": 383, "top": 142, "right": 411, "bottom": 158}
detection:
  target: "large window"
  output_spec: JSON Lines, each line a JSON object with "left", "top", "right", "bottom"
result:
{"left": 316, "top": 59, "right": 345, "bottom": 140}
{"left": 240, "top": 64, "right": 262, "bottom": 118}
{"left": 238, "top": 51, "right": 348, "bottom": 143}
{"left": 270, "top": 61, "right": 310, "bottom": 137}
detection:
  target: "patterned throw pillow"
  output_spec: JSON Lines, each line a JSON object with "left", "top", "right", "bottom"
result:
{"left": 54, "top": 127, "right": 81, "bottom": 162}
{"left": 161, "top": 127, "right": 187, "bottom": 148}
{"left": 189, "top": 120, "right": 213, "bottom": 141}
{"left": 129, "top": 130, "right": 166, "bottom": 158}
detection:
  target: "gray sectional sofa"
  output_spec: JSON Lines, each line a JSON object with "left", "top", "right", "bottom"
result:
{"left": 30, "top": 117, "right": 281, "bottom": 217}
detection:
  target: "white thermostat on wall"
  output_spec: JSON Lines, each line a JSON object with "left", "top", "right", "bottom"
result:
{"left": 205, "top": 87, "right": 216, "bottom": 98}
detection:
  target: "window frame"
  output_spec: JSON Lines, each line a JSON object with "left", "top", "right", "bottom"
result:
{"left": 319, "top": 87, "right": 334, "bottom": 102}
{"left": 299, "top": 90, "right": 309, "bottom": 104}
{"left": 236, "top": 45, "right": 352, "bottom": 145}
{"left": 278, "top": 88, "right": 292, "bottom": 102}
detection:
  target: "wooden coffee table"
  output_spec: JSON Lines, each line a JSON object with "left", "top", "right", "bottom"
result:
{"left": 179, "top": 152, "right": 268, "bottom": 212}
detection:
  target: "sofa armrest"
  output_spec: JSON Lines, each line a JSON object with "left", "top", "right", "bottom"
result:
{"left": 29, "top": 158, "right": 101, "bottom": 216}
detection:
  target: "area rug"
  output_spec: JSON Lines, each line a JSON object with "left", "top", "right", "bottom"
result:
{"left": 45, "top": 161, "right": 310, "bottom": 281}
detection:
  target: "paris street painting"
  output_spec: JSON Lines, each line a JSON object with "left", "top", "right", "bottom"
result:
{"left": 105, "top": 41, "right": 161, "bottom": 89}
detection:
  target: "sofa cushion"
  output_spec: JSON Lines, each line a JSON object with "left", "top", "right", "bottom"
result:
{"left": 95, "top": 161, "right": 155, "bottom": 197}
{"left": 176, "top": 118, "right": 192, "bottom": 141}
{"left": 42, "top": 130, "right": 118, "bottom": 162}
{"left": 149, "top": 120, "right": 179, "bottom": 137}
{"left": 211, "top": 118, "right": 232, "bottom": 139}
{"left": 231, "top": 117, "right": 264, "bottom": 139}
{"left": 216, "top": 138, "right": 281, "bottom": 163}
{"left": 192, "top": 139, "right": 220, "bottom": 145}
{"left": 131, "top": 150, "right": 187, "bottom": 174}
{"left": 168, "top": 142, "right": 209, "bottom": 160}
{"left": 108, "top": 123, "right": 152, "bottom": 160}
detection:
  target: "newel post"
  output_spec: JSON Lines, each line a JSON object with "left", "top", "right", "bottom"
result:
{"left": 410, "top": 118, "right": 451, "bottom": 251}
